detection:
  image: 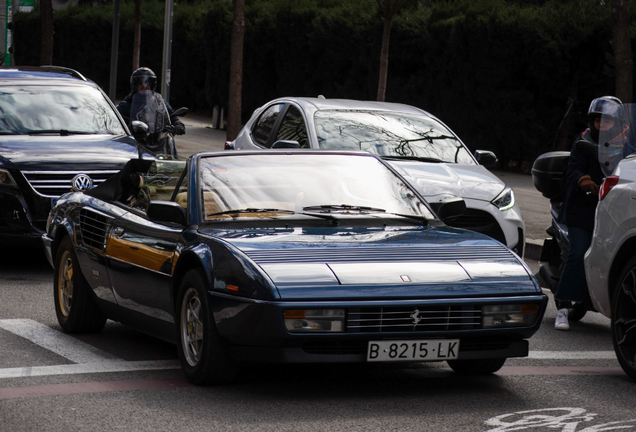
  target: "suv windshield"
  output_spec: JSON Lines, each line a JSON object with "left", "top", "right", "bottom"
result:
{"left": 314, "top": 110, "right": 474, "bottom": 164}
{"left": 0, "top": 85, "right": 127, "bottom": 135}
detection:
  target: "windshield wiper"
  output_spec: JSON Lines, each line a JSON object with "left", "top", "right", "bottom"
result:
{"left": 28, "top": 130, "right": 94, "bottom": 136}
{"left": 381, "top": 155, "right": 445, "bottom": 163}
{"left": 302, "top": 204, "right": 387, "bottom": 213}
{"left": 207, "top": 208, "right": 295, "bottom": 217}
{"left": 388, "top": 213, "right": 429, "bottom": 225}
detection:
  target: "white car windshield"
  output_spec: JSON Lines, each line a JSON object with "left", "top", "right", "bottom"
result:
{"left": 314, "top": 110, "right": 474, "bottom": 164}
{"left": 0, "top": 85, "right": 127, "bottom": 135}
{"left": 199, "top": 153, "right": 434, "bottom": 221}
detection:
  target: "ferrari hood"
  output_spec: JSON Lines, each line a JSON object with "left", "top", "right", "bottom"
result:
{"left": 0, "top": 135, "right": 143, "bottom": 170}
{"left": 209, "top": 226, "right": 538, "bottom": 300}
{"left": 386, "top": 160, "right": 505, "bottom": 203}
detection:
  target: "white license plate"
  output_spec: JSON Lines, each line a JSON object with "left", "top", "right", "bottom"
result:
{"left": 367, "top": 339, "right": 460, "bottom": 362}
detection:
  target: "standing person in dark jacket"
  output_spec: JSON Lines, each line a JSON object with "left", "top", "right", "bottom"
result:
{"left": 554, "top": 96, "right": 622, "bottom": 330}
{"left": 116, "top": 67, "right": 186, "bottom": 136}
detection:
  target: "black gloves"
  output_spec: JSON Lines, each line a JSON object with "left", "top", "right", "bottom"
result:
{"left": 173, "top": 123, "right": 186, "bottom": 135}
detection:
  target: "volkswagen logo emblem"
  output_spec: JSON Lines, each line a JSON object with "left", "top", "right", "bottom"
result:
{"left": 72, "top": 174, "right": 93, "bottom": 192}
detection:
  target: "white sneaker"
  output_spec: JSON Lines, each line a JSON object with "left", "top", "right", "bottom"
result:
{"left": 554, "top": 308, "right": 569, "bottom": 331}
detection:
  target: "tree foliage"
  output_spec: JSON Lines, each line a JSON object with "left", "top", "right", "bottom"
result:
{"left": 12, "top": 0, "right": 633, "bottom": 170}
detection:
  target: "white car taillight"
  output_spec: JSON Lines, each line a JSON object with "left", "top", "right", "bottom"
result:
{"left": 600, "top": 176, "right": 619, "bottom": 200}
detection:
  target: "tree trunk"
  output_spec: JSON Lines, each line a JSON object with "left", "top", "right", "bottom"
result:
{"left": 40, "top": 0, "right": 54, "bottom": 65}
{"left": 376, "top": 14, "right": 392, "bottom": 102}
{"left": 612, "top": 0, "right": 633, "bottom": 103}
{"left": 133, "top": 0, "right": 141, "bottom": 71}
{"left": 227, "top": 0, "right": 245, "bottom": 141}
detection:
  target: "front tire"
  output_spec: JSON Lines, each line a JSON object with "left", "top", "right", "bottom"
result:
{"left": 447, "top": 358, "right": 506, "bottom": 375}
{"left": 611, "top": 255, "right": 636, "bottom": 381}
{"left": 54, "top": 236, "right": 106, "bottom": 333}
{"left": 176, "top": 269, "right": 237, "bottom": 385}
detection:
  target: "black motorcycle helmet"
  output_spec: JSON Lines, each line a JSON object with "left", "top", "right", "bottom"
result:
{"left": 588, "top": 96, "right": 622, "bottom": 142}
{"left": 130, "top": 67, "right": 157, "bottom": 93}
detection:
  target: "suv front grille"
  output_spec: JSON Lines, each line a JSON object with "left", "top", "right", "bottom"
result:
{"left": 347, "top": 305, "right": 481, "bottom": 333}
{"left": 22, "top": 170, "right": 118, "bottom": 198}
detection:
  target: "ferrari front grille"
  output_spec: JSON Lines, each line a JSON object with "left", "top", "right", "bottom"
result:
{"left": 22, "top": 170, "right": 118, "bottom": 198}
{"left": 346, "top": 305, "right": 481, "bottom": 333}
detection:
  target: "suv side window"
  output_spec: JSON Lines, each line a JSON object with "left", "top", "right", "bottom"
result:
{"left": 276, "top": 105, "right": 308, "bottom": 148}
{"left": 252, "top": 103, "right": 284, "bottom": 147}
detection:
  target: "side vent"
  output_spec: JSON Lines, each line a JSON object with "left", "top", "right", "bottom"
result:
{"left": 79, "top": 209, "right": 112, "bottom": 251}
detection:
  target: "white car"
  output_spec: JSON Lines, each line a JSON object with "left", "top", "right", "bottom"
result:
{"left": 228, "top": 97, "right": 526, "bottom": 255}
{"left": 585, "top": 152, "right": 636, "bottom": 381}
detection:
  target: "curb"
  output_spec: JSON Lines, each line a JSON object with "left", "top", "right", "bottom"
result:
{"left": 525, "top": 238, "right": 543, "bottom": 261}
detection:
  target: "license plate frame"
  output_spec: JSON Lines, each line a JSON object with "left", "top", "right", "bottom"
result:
{"left": 367, "top": 339, "right": 460, "bottom": 362}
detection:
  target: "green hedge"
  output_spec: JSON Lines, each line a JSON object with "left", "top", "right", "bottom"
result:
{"left": 13, "top": 0, "right": 628, "bottom": 169}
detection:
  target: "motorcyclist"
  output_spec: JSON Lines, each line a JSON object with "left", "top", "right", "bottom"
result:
{"left": 553, "top": 95, "right": 622, "bottom": 331}
{"left": 116, "top": 67, "right": 186, "bottom": 136}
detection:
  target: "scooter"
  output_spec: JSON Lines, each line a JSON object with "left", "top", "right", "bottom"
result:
{"left": 129, "top": 90, "right": 188, "bottom": 158}
{"left": 531, "top": 150, "right": 593, "bottom": 321}
{"left": 531, "top": 106, "right": 633, "bottom": 322}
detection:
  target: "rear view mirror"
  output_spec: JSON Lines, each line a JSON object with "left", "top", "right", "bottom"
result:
{"left": 173, "top": 107, "right": 188, "bottom": 117}
{"left": 131, "top": 120, "right": 149, "bottom": 141}
{"left": 272, "top": 140, "right": 301, "bottom": 149}
{"left": 475, "top": 150, "right": 498, "bottom": 168}
{"left": 147, "top": 200, "right": 187, "bottom": 226}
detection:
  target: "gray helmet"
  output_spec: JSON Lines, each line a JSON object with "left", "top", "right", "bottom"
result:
{"left": 588, "top": 96, "right": 622, "bottom": 117}
{"left": 588, "top": 96, "right": 622, "bottom": 142}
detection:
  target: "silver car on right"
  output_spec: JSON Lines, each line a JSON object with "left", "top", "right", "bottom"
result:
{"left": 585, "top": 103, "right": 636, "bottom": 381}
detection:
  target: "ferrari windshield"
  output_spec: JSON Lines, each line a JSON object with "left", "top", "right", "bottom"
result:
{"left": 0, "top": 85, "right": 127, "bottom": 135}
{"left": 314, "top": 110, "right": 474, "bottom": 164}
{"left": 199, "top": 153, "right": 434, "bottom": 221}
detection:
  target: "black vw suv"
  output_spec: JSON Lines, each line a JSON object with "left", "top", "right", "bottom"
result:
{"left": 0, "top": 66, "right": 152, "bottom": 245}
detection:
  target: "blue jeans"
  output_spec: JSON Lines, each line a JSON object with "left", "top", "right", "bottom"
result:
{"left": 554, "top": 226, "right": 593, "bottom": 307}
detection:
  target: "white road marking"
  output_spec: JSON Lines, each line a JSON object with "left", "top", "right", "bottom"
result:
{"left": 527, "top": 351, "right": 616, "bottom": 359}
{"left": 0, "top": 319, "right": 117, "bottom": 363}
{"left": 0, "top": 360, "right": 181, "bottom": 379}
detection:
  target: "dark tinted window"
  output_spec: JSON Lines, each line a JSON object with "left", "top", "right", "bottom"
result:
{"left": 276, "top": 105, "right": 308, "bottom": 148}
{"left": 0, "top": 85, "right": 127, "bottom": 135}
{"left": 252, "top": 103, "right": 284, "bottom": 147}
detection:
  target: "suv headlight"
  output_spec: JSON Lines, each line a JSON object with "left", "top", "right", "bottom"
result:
{"left": 0, "top": 169, "right": 18, "bottom": 188}
{"left": 491, "top": 187, "right": 515, "bottom": 211}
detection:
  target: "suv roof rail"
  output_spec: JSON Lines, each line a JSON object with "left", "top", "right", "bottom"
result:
{"left": 38, "top": 65, "right": 88, "bottom": 81}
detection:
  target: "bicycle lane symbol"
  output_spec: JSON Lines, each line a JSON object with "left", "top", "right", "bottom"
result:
{"left": 483, "top": 408, "right": 636, "bottom": 431}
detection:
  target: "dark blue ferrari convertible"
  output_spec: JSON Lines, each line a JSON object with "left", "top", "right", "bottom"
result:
{"left": 43, "top": 150, "right": 547, "bottom": 385}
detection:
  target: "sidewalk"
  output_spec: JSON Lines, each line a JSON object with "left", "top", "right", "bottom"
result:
{"left": 175, "top": 112, "right": 548, "bottom": 260}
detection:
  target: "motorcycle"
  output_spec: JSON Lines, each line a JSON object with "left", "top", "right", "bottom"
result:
{"left": 531, "top": 103, "right": 635, "bottom": 321}
{"left": 128, "top": 90, "right": 188, "bottom": 158}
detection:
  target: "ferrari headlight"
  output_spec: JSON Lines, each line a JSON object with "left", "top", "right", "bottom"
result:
{"left": 491, "top": 187, "right": 515, "bottom": 211}
{"left": 284, "top": 309, "right": 345, "bottom": 333}
{"left": 0, "top": 169, "right": 18, "bottom": 188}
{"left": 482, "top": 304, "right": 540, "bottom": 328}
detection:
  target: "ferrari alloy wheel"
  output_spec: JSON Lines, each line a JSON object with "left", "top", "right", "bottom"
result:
{"left": 176, "top": 269, "right": 237, "bottom": 385}
{"left": 447, "top": 358, "right": 506, "bottom": 375}
{"left": 612, "top": 256, "right": 636, "bottom": 381}
{"left": 53, "top": 236, "right": 107, "bottom": 333}
{"left": 181, "top": 287, "right": 204, "bottom": 367}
